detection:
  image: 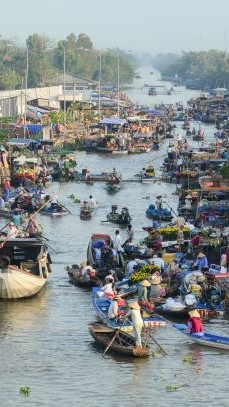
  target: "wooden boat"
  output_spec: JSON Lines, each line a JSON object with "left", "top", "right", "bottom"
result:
{"left": 156, "top": 305, "right": 222, "bottom": 319}
{"left": 92, "top": 287, "right": 166, "bottom": 330}
{"left": 41, "top": 205, "right": 68, "bottom": 216}
{"left": 173, "top": 323, "right": 229, "bottom": 350}
{"left": 106, "top": 181, "right": 122, "bottom": 193}
{"left": 88, "top": 323, "right": 150, "bottom": 357}
{"left": 0, "top": 238, "right": 52, "bottom": 299}
{"left": 67, "top": 266, "right": 100, "bottom": 288}
{"left": 107, "top": 212, "right": 131, "bottom": 225}
{"left": 80, "top": 209, "right": 92, "bottom": 220}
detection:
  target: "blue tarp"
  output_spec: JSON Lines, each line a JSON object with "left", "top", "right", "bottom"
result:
{"left": 99, "top": 118, "right": 127, "bottom": 126}
{"left": 144, "top": 109, "right": 164, "bottom": 116}
{"left": 21, "top": 124, "right": 43, "bottom": 134}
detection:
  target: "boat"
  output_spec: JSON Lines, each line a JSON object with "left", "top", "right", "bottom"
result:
{"left": 0, "top": 238, "right": 52, "bottom": 299}
{"left": 107, "top": 207, "right": 131, "bottom": 225}
{"left": 80, "top": 209, "right": 92, "bottom": 220}
{"left": 88, "top": 323, "right": 150, "bottom": 357}
{"left": 146, "top": 204, "right": 173, "bottom": 221}
{"left": 67, "top": 266, "right": 100, "bottom": 288}
{"left": 92, "top": 287, "right": 166, "bottom": 330}
{"left": 106, "top": 180, "right": 122, "bottom": 193}
{"left": 74, "top": 172, "right": 110, "bottom": 182}
{"left": 41, "top": 204, "right": 68, "bottom": 216}
{"left": 173, "top": 323, "right": 229, "bottom": 350}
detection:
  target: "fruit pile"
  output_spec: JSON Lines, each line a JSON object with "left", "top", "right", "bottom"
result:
{"left": 129, "top": 264, "right": 160, "bottom": 285}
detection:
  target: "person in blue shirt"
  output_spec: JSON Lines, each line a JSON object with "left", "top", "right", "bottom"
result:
{"left": 195, "top": 252, "right": 208, "bottom": 271}
{"left": 92, "top": 240, "right": 105, "bottom": 249}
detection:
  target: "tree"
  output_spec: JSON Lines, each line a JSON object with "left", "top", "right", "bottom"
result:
{"left": 76, "top": 33, "right": 93, "bottom": 50}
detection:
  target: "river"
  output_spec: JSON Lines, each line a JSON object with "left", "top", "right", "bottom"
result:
{"left": 0, "top": 68, "right": 228, "bottom": 407}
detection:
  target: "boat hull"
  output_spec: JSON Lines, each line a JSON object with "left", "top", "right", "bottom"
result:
{"left": 173, "top": 323, "right": 229, "bottom": 350}
{"left": 88, "top": 324, "right": 150, "bottom": 357}
{"left": 0, "top": 268, "right": 47, "bottom": 299}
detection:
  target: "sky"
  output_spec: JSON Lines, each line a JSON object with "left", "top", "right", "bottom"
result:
{"left": 1, "top": 0, "right": 229, "bottom": 56}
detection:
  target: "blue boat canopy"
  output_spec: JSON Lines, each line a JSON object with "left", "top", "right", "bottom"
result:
{"left": 99, "top": 118, "right": 127, "bottom": 126}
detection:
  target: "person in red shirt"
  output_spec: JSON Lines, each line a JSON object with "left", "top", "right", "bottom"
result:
{"left": 188, "top": 310, "right": 203, "bottom": 335}
{"left": 191, "top": 233, "right": 200, "bottom": 247}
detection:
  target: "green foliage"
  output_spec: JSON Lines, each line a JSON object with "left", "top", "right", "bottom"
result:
{"left": 20, "top": 386, "right": 30, "bottom": 396}
{"left": 160, "top": 49, "right": 229, "bottom": 89}
{"left": 219, "top": 165, "right": 229, "bottom": 178}
{"left": 183, "top": 354, "right": 194, "bottom": 363}
{"left": 0, "top": 34, "right": 135, "bottom": 90}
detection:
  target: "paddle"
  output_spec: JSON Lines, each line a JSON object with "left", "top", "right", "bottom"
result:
{"left": 143, "top": 321, "right": 168, "bottom": 355}
{"left": 57, "top": 201, "right": 72, "bottom": 215}
{"left": 102, "top": 314, "right": 129, "bottom": 357}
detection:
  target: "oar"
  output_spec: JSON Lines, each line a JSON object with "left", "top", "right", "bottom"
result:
{"left": 57, "top": 201, "right": 72, "bottom": 215}
{"left": 143, "top": 322, "right": 168, "bottom": 355}
{"left": 102, "top": 314, "right": 129, "bottom": 357}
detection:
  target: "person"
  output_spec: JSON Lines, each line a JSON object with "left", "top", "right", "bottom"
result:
{"left": 195, "top": 252, "right": 208, "bottom": 271}
{"left": 149, "top": 275, "right": 162, "bottom": 301}
{"left": 177, "top": 226, "right": 185, "bottom": 250}
{"left": 27, "top": 217, "right": 39, "bottom": 238}
{"left": 124, "top": 224, "right": 134, "bottom": 245}
{"left": 126, "top": 302, "right": 144, "bottom": 348}
{"left": 175, "top": 216, "right": 186, "bottom": 228}
{"left": 156, "top": 196, "right": 163, "bottom": 210}
{"left": 12, "top": 210, "right": 22, "bottom": 227}
{"left": 112, "top": 168, "right": 121, "bottom": 182}
{"left": 3, "top": 177, "right": 11, "bottom": 202}
{"left": 108, "top": 296, "right": 119, "bottom": 319}
{"left": 120, "top": 207, "right": 131, "bottom": 223}
{"left": 0, "top": 196, "right": 5, "bottom": 209}
{"left": 187, "top": 309, "right": 203, "bottom": 335}
{"left": 191, "top": 233, "right": 200, "bottom": 248}
{"left": 50, "top": 192, "right": 58, "bottom": 209}
{"left": 149, "top": 253, "right": 165, "bottom": 272}
{"left": 102, "top": 279, "right": 117, "bottom": 299}
{"left": 89, "top": 195, "right": 97, "bottom": 209}
{"left": 113, "top": 230, "right": 124, "bottom": 268}
{"left": 184, "top": 195, "right": 192, "bottom": 209}
{"left": 125, "top": 258, "right": 139, "bottom": 276}
{"left": 104, "top": 270, "right": 116, "bottom": 284}
{"left": 92, "top": 240, "right": 105, "bottom": 249}
{"left": 149, "top": 230, "right": 163, "bottom": 251}
{"left": 7, "top": 222, "right": 19, "bottom": 239}
{"left": 138, "top": 280, "right": 150, "bottom": 304}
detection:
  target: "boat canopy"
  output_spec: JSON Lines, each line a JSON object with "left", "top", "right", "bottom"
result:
{"left": 99, "top": 118, "right": 127, "bottom": 126}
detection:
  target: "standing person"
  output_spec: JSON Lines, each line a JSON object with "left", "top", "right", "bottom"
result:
{"left": 187, "top": 309, "right": 203, "bottom": 335}
{"left": 3, "top": 177, "right": 11, "bottom": 202}
{"left": 113, "top": 230, "right": 124, "bottom": 268}
{"left": 124, "top": 224, "right": 134, "bottom": 245}
{"left": 89, "top": 195, "right": 97, "bottom": 209}
{"left": 50, "top": 192, "right": 58, "bottom": 209}
{"left": 137, "top": 280, "right": 152, "bottom": 308}
{"left": 177, "top": 226, "right": 185, "bottom": 251}
{"left": 126, "top": 302, "right": 144, "bottom": 348}
{"left": 108, "top": 296, "right": 119, "bottom": 319}
{"left": 156, "top": 196, "right": 163, "bottom": 210}
{"left": 12, "top": 210, "right": 22, "bottom": 227}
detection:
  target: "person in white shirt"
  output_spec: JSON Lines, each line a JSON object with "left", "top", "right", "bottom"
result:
{"left": 108, "top": 297, "right": 119, "bottom": 319}
{"left": 7, "top": 223, "right": 19, "bottom": 239}
{"left": 113, "top": 230, "right": 124, "bottom": 267}
{"left": 126, "top": 302, "right": 143, "bottom": 347}
{"left": 89, "top": 195, "right": 97, "bottom": 208}
{"left": 125, "top": 259, "right": 138, "bottom": 276}
{"left": 149, "top": 253, "right": 165, "bottom": 271}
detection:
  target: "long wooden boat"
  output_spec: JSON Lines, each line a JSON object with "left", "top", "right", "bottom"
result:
{"left": 173, "top": 323, "right": 229, "bottom": 350}
{"left": 92, "top": 287, "right": 166, "bottom": 330}
{"left": 0, "top": 238, "right": 52, "bottom": 299}
{"left": 156, "top": 305, "right": 223, "bottom": 319}
{"left": 88, "top": 323, "right": 150, "bottom": 357}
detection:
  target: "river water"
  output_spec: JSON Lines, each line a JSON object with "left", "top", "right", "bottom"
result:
{"left": 0, "top": 68, "right": 228, "bottom": 407}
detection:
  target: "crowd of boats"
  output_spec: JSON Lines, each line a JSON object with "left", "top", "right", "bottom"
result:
{"left": 0, "top": 87, "right": 229, "bottom": 357}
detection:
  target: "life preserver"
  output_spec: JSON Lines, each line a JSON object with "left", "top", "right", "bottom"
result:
{"left": 0, "top": 255, "right": 11, "bottom": 268}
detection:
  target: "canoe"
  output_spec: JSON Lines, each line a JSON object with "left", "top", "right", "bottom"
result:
{"left": 173, "top": 323, "right": 229, "bottom": 350}
{"left": 92, "top": 287, "right": 166, "bottom": 330}
{"left": 106, "top": 182, "right": 122, "bottom": 193}
{"left": 0, "top": 238, "right": 52, "bottom": 299}
{"left": 88, "top": 323, "right": 150, "bottom": 357}
{"left": 107, "top": 212, "right": 131, "bottom": 225}
{"left": 41, "top": 206, "right": 68, "bottom": 216}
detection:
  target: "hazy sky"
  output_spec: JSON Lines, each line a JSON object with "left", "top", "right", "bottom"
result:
{"left": 1, "top": 0, "right": 229, "bottom": 55}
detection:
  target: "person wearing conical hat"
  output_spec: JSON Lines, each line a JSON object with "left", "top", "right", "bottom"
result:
{"left": 195, "top": 252, "right": 208, "bottom": 271}
{"left": 149, "top": 275, "right": 162, "bottom": 301}
{"left": 188, "top": 309, "right": 203, "bottom": 335}
{"left": 126, "top": 302, "right": 143, "bottom": 348}
{"left": 138, "top": 279, "right": 150, "bottom": 302}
